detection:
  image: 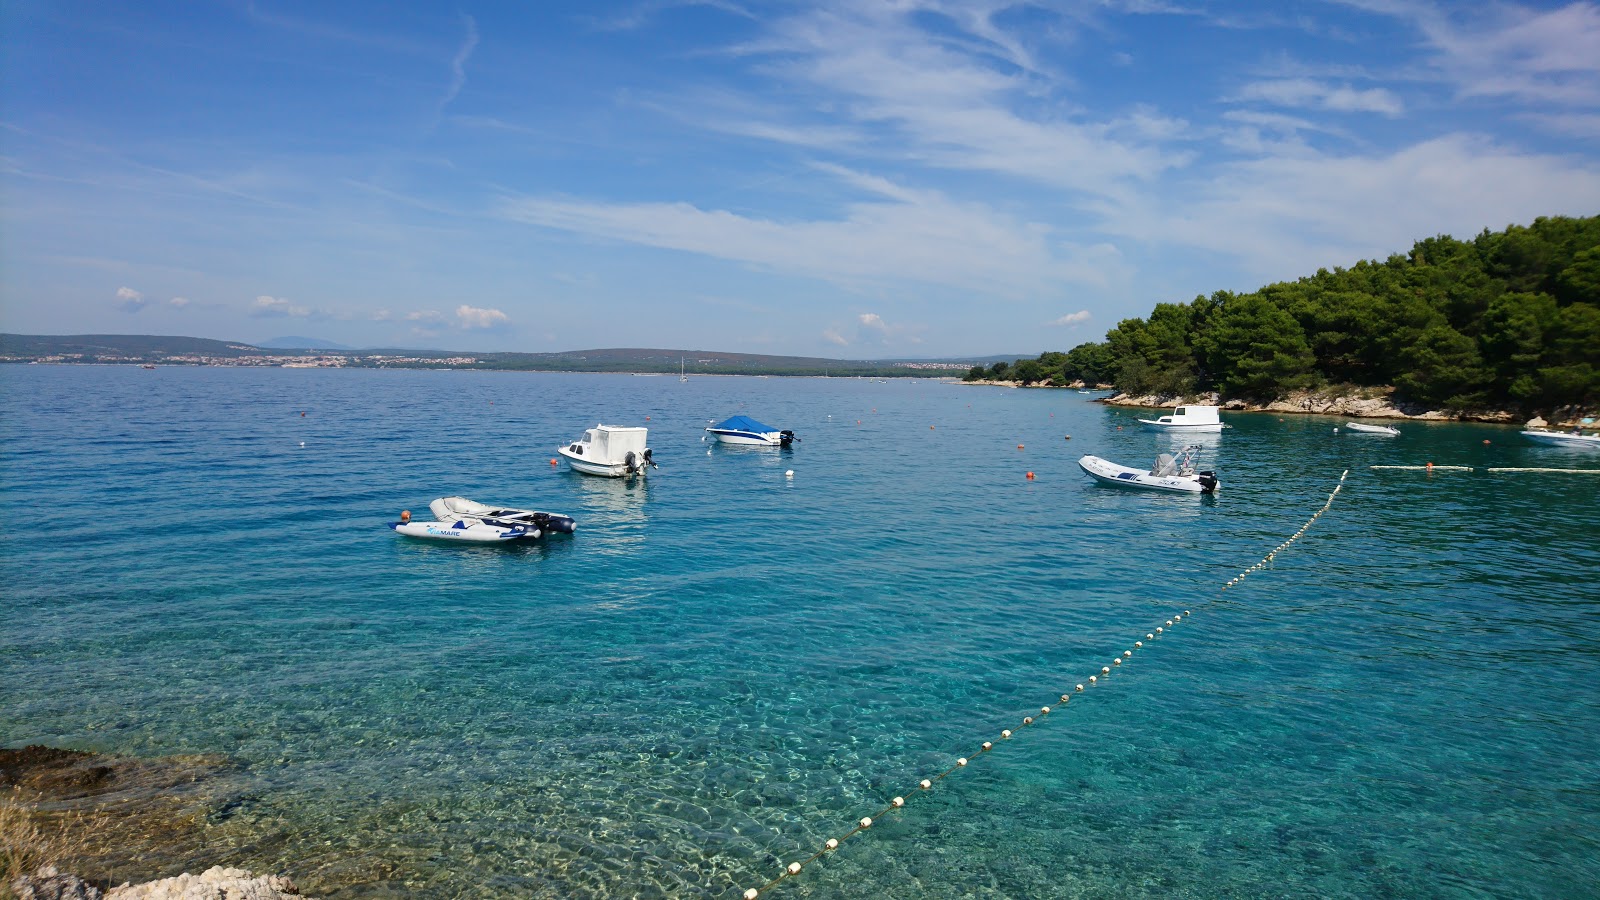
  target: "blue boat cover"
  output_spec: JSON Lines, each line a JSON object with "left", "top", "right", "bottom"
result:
{"left": 712, "top": 415, "right": 777, "bottom": 433}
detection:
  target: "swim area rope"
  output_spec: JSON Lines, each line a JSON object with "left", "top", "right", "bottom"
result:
{"left": 740, "top": 469, "right": 1351, "bottom": 899}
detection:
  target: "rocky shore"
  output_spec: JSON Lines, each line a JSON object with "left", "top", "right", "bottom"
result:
{"left": 2, "top": 746, "right": 309, "bottom": 900}
{"left": 961, "top": 380, "right": 1594, "bottom": 426}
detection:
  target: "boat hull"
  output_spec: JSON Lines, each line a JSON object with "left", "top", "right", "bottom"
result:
{"left": 392, "top": 521, "right": 542, "bottom": 542}
{"left": 1522, "top": 430, "right": 1600, "bottom": 449}
{"left": 1345, "top": 422, "right": 1400, "bottom": 435}
{"left": 707, "top": 429, "right": 786, "bottom": 446}
{"left": 1078, "top": 455, "right": 1216, "bottom": 493}
{"left": 1138, "top": 420, "right": 1224, "bottom": 433}
{"left": 558, "top": 448, "right": 634, "bottom": 477}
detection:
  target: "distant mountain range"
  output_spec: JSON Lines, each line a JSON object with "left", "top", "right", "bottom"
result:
{"left": 257, "top": 336, "right": 354, "bottom": 350}
{"left": 0, "top": 333, "right": 1018, "bottom": 376}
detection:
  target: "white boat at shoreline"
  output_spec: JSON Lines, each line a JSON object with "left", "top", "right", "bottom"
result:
{"left": 706, "top": 415, "right": 796, "bottom": 447}
{"left": 1343, "top": 421, "right": 1400, "bottom": 436}
{"left": 1138, "top": 405, "right": 1226, "bottom": 433}
{"left": 1521, "top": 429, "right": 1600, "bottom": 449}
{"left": 391, "top": 496, "right": 576, "bottom": 543}
{"left": 559, "top": 424, "right": 656, "bottom": 477}
{"left": 1079, "top": 445, "right": 1219, "bottom": 494}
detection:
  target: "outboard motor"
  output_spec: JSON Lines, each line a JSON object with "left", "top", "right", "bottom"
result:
{"left": 1198, "top": 471, "right": 1219, "bottom": 493}
{"left": 624, "top": 450, "right": 639, "bottom": 474}
{"left": 643, "top": 448, "right": 657, "bottom": 469}
{"left": 779, "top": 430, "right": 797, "bottom": 445}
{"left": 533, "top": 512, "right": 578, "bottom": 534}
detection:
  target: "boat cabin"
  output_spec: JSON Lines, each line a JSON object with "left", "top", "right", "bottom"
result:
{"left": 567, "top": 424, "right": 650, "bottom": 464}
{"left": 1151, "top": 405, "right": 1221, "bottom": 427}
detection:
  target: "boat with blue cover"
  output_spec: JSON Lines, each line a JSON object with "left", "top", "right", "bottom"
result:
{"left": 706, "top": 415, "right": 796, "bottom": 447}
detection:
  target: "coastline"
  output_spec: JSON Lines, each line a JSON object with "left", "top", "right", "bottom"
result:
{"left": 962, "top": 380, "right": 1595, "bottom": 427}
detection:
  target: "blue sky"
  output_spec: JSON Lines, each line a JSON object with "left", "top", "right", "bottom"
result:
{"left": 3, "top": 1, "right": 1598, "bottom": 357}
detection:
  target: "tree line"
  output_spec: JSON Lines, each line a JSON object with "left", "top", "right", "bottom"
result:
{"left": 967, "top": 215, "right": 1600, "bottom": 412}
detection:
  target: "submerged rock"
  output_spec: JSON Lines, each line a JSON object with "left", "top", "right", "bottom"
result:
{"left": 106, "top": 866, "right": 305, "bottom": 899}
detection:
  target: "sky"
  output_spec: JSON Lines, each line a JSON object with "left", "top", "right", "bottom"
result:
{"left": 3, "top": 1, "right": 1599, "bottom": 357}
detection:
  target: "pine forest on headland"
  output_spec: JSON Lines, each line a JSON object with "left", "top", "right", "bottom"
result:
{"left": 971, "top": 215, "right": 1600, "bottom": 416}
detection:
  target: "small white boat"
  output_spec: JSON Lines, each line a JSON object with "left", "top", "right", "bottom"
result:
{"left": 1138, "top": 405, "right": 1226, "bottom": 433}
{"left": 1521, "top": 430, "right": 1600, "bottom": 449}
{"left": 390, "top": 496, "right": 576, "bottom": 543}
{"left": 1079, "top": 445, "right": 1218, "bottom": 493}
{"left": 706, "top": 415, "right": 796, "bottom": 447}
{"left": 559, "top": 424, "right": 656, "bottom": 477}
{"left": 1344, "top": 421, "right": 1400, "bottom": 436}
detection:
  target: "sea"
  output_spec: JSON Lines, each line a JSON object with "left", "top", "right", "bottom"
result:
{"left": 2, "top": 365, "right": 1597, "bottom": 899}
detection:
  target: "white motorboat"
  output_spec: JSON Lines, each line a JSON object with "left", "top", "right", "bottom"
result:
{"left": 706, "top": 415, "right": 796, "bottom": 447}
{"left": 1521, "top": 429, "right": 1600, "bottom": 449}
{"left": 1137, "top": 405, "right": 1226, "bottom": 433}
{"left": 1344, "top": 421, "right": 1401, "bottom": 436}
{"left": 559, "top": 424, "right": 656, "bottom": 477}
{"left": 390, "top": 496, "right": 577, "bottom": 543}
{"left": 1079, "top": 445, "right": 1219, "bottom": 493}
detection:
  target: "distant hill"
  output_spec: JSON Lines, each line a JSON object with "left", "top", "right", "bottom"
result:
{"left": 0, "top": 334, "right": 263, "bottom": 357}
{"left": 257, "top": 336, "right": 353, "bottom": 350}
{"left": 0, "top": 334, "right": 1008, "bottom": 376}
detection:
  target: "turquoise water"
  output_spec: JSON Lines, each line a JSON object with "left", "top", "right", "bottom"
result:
{"left": 3, "top": 366, "right": 1598, "bottom": 899}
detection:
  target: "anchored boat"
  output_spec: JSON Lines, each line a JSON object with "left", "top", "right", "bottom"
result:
{"left": 705, "top": 415, "right": 796, "bottom": 447}
{"left": 1343, "top": 421, "right": 1401, "bottom": 436}
{"left": 1137, "top": 405, "right": 1226, "bottom": 433}
{"left": 1521, "top": 429, "right": 1600, "bottom": 449}
{"left": 1079, "top": 445, "right": 1219, "bottom": 494}
{"left": 559, "top": 424, "right": 656, "bottom": 477}
{"left": 391, "top": 496, "right": 576, "bottom": 543}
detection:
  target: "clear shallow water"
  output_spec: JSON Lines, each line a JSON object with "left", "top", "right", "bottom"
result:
{"left": 2, "top": 366, "right": 1597, "bottom": 899}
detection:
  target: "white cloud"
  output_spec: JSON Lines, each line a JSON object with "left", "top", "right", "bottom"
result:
{"left": 1052, "top": 310, "right": 1092, "bottom": 326}
{"left": 456, "top": 304, "right": 509, "bottom": 329}
{"left": 1415, "top": 1, "right": 1600, "bottom": 106}
{"left": 501, "top": 167, "right": 1124, "bottom": 296}
{"left": 371, "top": 309, "right": 393, "bottom": 322}
{"left": 168, "top": 296, "right": 190, "bottom": 308}
{"left": 251, "top": 295, "right": 311, "bottom": 318}
{"left": 822, "top": 328, "right": 848, "bottom": 346}
{"left": 1104, "top": 133, "right": 1600, "bottom": 284}
{"left": 858, "top": 312, "right": 885, "bottom": 330}
{"left": 115, "top": 286, "right": 147, "bottom": 312}
{"left": 1233, "top": 79, "right": 1404, "bottom": 116}
{"left": 406, "top": 310, "right": 445, "bottom": 325}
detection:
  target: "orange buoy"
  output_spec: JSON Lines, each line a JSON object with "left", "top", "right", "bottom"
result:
{"left": 1017, "top": 444, "right": 1024, "bottom": 450}
{"left": 646, "top": 416, "right": 651, "bottom": 420}
{"left": 1064, "top": 435, "right": 1071, "bottom": 440}
{"left": 1025, "top": 471, "right": 1035, "bottom": 480}
{"left": 301, "top": 412, "right": 306, "bottom": 417}
{"left": 550, "top": 458, "right": 558, "bottom": 466}
{"left": 1483, "top": 439, "right": 1490, "bottom": 444}
{"left": 930, "top": 425, "right": 935, "bottom": 430}
{"left": 400, "top": 510, "right": 412, "bottom": 523}
{"left": 1426, "top": 462, "right": 1434, "bottom": 471}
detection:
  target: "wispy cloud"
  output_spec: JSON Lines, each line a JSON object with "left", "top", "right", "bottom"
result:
{"left": 169, "top": 296, "right": 190, "bottom": 308}
{"left": 1105, "top": 133, "right": 1600, "bottom": 283}
{"left": 1052, "top": 310, "right": 1092, "bottom": 326}
{"left": 441, "top": 15, "right": 479, "bottom": 110}
{"left": 500, "top": 167, "right": 1123, "bottom": 295}
{"left": 1233, "top": 78, "right": 1405, "bottom": 116}
{"left": 251, "top": 295, "right": 312, "bottom": 318}
{"left": 821, "top": 328, "right": 848, "bottom": 346}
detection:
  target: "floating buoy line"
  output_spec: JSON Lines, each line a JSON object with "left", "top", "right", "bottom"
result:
{"left": 1371, "top": 465, "right": 1598, "bottom": 474}
{"left": 739, "top": 472, "right": 1352, "bottom": 899}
